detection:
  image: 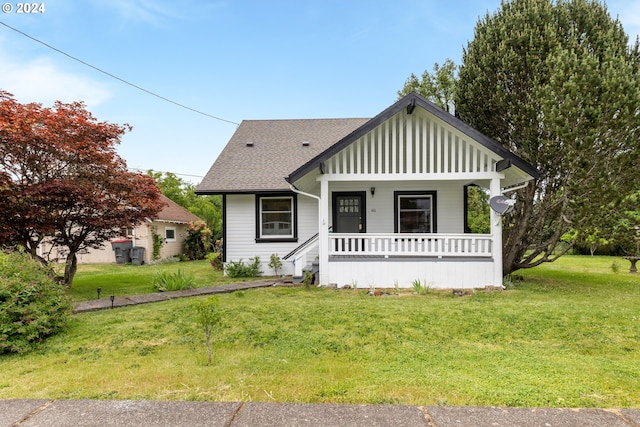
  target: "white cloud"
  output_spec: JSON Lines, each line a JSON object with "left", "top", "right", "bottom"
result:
{"left": 106, "top": 0, "right": 174, "bottom": 25}
{"left": 0, "top": 48, "right": 111, "bottom": 107}
{"left": 95, "top": 0, "right": 192, "bottom": 26}
{"left": 95, "top": 0, "right": 228, "bottom": 27}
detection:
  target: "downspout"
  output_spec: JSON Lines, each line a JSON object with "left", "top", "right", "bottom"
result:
{"left": 289, "top": 183, "right": 322, "bottom": 282}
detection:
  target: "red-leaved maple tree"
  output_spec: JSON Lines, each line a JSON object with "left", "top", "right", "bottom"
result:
{"left": 0, "top": 91, "right": 164, "bottom": 286}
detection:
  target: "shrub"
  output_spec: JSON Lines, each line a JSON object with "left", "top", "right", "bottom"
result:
{"left": 303, "top": 270, "right": 314, "bottom": 288}
{"left": 412, "top": 279, "right": 430, "bottom": 295}
{"left": 151, "top": 230, "right": 164, "bottom": 260}
{"left": 611, "top": 261, "right": 620, "bottom": 274}
{"left": 0, "top": 249, "right": 73, "bottom": 354}
{"left": 184, "top": 221, "right": 212, "bottom": 261}
{"left": 268, "top": 253, "right": 283, "bottom": 276}
{"left": 152, "top": 269, "right": 195, "bottom": 292}
{"left": 225, "top": 257, "right": 261, "bottom": 278}
{"left": 206, "top": 252, "right": 223, "bottom": 271}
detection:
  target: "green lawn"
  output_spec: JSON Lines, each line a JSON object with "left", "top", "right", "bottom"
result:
{"left": 67, "top": 260, "right": 257, "bottom": 301}
{"left": 2, "top": 255, "right": 639, "bottom": 407}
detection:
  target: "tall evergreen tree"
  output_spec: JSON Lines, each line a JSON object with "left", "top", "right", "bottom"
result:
{"left": 456, "top": 0, "right": 640, "bottom": 274}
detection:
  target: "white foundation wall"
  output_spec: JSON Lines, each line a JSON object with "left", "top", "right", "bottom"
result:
{"left": 328, "top": 258, "right": 495, "bottom": 289}
{"left": 225, "top": 194, "right": 319, "bottom": 276}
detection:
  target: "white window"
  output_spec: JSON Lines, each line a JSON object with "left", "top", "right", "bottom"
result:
{"left": 165, "top": 226, "right": 177, "bottom": 242}
{"left": 257, "top": 196, "right": 295, "bottom": 240}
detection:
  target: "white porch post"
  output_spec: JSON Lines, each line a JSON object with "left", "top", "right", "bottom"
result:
{"left": 490, "top": 177, "right": 503, "bottom": 287}
{"left": 318, "top": 176, "right": 329, "bottom": 286}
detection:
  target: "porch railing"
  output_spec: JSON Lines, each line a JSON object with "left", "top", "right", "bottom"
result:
{"left": 329, "top": 233, "right": 493, "bottom": 257}
{"left": 282, "top": 233, "right": 320, "bottom": 278}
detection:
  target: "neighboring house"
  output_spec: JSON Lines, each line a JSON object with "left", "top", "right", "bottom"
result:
{"left": 196, "top": 92, "right": 538, "bottom": 289}
{"left": 42, "top": 195, "right": 202, "bottom": 264}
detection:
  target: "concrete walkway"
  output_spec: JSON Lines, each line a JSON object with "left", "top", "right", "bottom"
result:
{"left": 2, "top": 399, "right": 640, "bottom": 427}
{"left": 73, "top": 279, "right": 278, "bottom": 313}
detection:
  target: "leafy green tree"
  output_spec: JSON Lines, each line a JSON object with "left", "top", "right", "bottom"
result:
{"left": 398, "top": 59, "right": 458, "bottom": 113}
{"left": 149, "top": 171, "right": 222, "bottom": 240}
{"left": 149, "top": 171, "right": 188, "bottom": 207}
{"left": 611, "top": 191, "right": 640, "bottom": 256}
{"left": 466, "top": 186, "right": 490, "bottom": 234}
{"left": 184, "top": 190, "right": 222, "bottom": 240}
{"left": 455, "top": 0, "right": 640, "bottom": 274}
{"left": 576, "top": 228, "right": 611, "bottom": 256}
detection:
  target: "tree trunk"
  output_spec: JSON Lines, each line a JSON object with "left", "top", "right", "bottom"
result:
{"left": 502, "top": 184, "right": 535, "bottom": 275}
{"left": 502, "top": 182, "right": 574, "bottom": 275}
{"left": 205, "top": 330, "right": 212, "bottom": 365}
{"left": 63, "top": 251, "right": 78, "bottom": 287}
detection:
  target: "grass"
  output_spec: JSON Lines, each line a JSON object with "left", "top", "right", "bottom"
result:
{"left": 66, "top": 260, "right": 256, "bottom": 302}
{"left": 2, "top": 255, "right": 640, "bottom": 407}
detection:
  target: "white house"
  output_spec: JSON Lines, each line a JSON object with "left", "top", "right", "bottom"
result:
{"left": 196, "top": 93, "right": 538, "bottom": 289}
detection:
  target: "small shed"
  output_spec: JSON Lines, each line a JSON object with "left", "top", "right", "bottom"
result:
{"left": 41, "top": 195, "right": 203, "bottom": 264}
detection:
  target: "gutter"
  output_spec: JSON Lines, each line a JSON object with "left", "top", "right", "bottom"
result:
{"left": 289, "top": 183, "right": 320, "bottom": 202}
{"left": 501, "top": 181, "right": 530, "bottom": 195}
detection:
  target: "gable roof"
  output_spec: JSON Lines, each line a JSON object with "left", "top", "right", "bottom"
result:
{"left": 196, "top": 93, "right": 539, "bottom": 195}
{"left": 286, "top": 92, "right": 539, "bottom": 183}
{"left": 155, "top": 194, "right": 202, "bottom": 224}
{"left": 196, "top": 118, "right": 368, "bottom": 194}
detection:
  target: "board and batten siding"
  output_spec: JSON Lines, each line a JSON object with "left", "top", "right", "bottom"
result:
{"left": 225, "top": 194, "right": 319, "bottom": 275}
{"left": 323, "top": 108, "right": 501, "bottom": 179}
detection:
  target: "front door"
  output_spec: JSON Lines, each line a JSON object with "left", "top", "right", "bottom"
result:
{"left": 332, "top": 192, "right": 366, "bottom": 233}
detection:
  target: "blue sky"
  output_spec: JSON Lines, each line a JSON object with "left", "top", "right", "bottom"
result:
{"left": 1, "top": 1, "right": 638, "bottom": 184}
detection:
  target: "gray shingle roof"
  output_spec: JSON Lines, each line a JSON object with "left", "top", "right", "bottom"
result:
{"left": 196, "top": 118, "right": 368, "bottom": 194}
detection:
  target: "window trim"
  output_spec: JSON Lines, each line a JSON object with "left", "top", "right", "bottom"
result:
{"left": 164, "top": 226, "right": 177, "bottom": 242}
{"left": 393, "top": 191, "right": 437, "bottom": 233}
{"left": 255, "top": 193, "right": 298, "bottom": 243}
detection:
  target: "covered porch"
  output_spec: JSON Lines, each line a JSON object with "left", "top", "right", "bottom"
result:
{"left": 328, "top": 232, "right": 494, "bottom": 289}
{"left": 287, "top": 177, "right": 502, "bottom": 289}
{"left": 285, "top": 93, "right": 537, "bottom": 289}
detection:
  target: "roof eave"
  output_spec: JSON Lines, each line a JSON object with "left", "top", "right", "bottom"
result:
{"left": 195, "top": 188, "right": 294, "bottom": 196}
